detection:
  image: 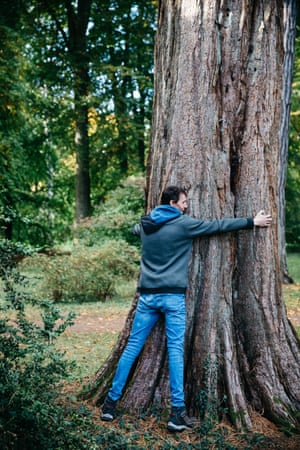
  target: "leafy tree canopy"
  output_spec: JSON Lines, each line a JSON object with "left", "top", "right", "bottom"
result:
{"left": 0, "top": 0, "right": 157, "bottom": 244}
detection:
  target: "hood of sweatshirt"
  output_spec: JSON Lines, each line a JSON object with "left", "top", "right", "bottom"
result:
{"left": 141, "top": 205, "right": 181, "bottom": 235}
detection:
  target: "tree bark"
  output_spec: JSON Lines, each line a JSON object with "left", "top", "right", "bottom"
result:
{"left": 87, "top": 0, "right": 300, "bottom": 430}
{"left": 278, "top": 0, "right": 297, "bottom": 284}
{"left": 66, "top": 0, "right": 92, "bottom": 222}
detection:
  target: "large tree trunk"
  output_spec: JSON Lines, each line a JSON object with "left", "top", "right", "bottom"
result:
{"left": 87, "top": 0, "right": 300, "bottom": 430}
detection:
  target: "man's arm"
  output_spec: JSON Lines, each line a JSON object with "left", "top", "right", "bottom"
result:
{"left": 183, "top": 210, "right": 272, "bottom": 237}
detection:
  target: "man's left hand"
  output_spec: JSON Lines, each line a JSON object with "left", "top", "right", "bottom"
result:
{"left": 254, "top": 210, "right": 272, "bottom": 227}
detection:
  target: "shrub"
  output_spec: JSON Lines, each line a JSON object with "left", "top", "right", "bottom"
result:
{"left": 0, "top": 241, "right": 100, "bottom": 450}
{"left": 24, "top": 240, "right": 140, "bottom": 303}
{"left": 74, "top": 176, "right": 145, "bottom": 247}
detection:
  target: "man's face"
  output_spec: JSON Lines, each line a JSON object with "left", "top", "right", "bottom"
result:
{"left": 171, "top": 193, "right": 188, "bottom": 214}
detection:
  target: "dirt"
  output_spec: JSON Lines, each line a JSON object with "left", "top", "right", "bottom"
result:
{"left": 69, "top": 303, "right": 300, "bottom": 334}
{"left": 69, "top": 310, "right": 127, "bottom": 334}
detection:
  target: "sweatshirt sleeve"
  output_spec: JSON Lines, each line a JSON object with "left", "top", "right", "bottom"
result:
{"left": 132, "top": 223, "right": 141, "bottom": 236}
{"left": 184, "top": 216, "right": 254, "bottom": 237}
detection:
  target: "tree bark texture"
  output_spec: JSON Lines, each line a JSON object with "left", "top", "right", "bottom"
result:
{"left": 278, "top": 0, "right": 296, "bottom": 284}
{"left": 89, "top": 0, "right": 300, "bottom": 430}
{"left": 67, "top": 0, "right": 92, "bottom": 222}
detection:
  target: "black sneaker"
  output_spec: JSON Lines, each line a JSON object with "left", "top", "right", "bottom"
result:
{"left": 167, "top": 406, "right": 195, "bottom": 432}
{"left": 100, "top": 395, "right": 117, "bottom": 421}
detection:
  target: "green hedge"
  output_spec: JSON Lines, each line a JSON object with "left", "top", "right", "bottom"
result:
{"left": 24, "top": 240, "right": 140, "bottom": 303}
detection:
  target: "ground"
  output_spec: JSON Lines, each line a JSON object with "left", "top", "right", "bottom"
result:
{"left": 69, "top": 293, "right": 300, "bottom": 333}
{"left": 66, "top": 309, "right": 126, "bottom": 334}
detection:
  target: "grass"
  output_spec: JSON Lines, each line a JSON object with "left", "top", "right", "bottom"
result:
{"left": 57, "top": 331, "right": 119, "bottom": 379}
{"left": 287, "top": 252, "right": 300, "bottom": 282}
{"left": 55, "top": 298, "right": 132, "bottom": 379}
{"left": 284, "top": 253, "right": 300, "bottom": 337}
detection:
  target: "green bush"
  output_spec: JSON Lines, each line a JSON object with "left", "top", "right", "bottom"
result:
{"left": 75, "top": 176, "right": 145, "bottom": 247}
{"left": 0, "top": 241, "right": 101, "bottom": 450}
{"left": 0, "top": 309, "right": 102, "bottom": 450}
{"left": 24, "top": 240, "right": 140, "bottom": 303}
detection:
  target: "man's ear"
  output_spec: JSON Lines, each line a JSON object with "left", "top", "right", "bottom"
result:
{"left": 170, "top": 200, "right": 176, "bottom": 207}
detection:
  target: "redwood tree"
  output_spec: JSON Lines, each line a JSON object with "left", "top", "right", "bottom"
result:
{"left": 88, "top": 0, "right": 300, "bottom": 430}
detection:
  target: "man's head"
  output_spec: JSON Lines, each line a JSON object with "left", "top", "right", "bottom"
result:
{"left": 161, "top": 185, "right": 188, "bottom": 214}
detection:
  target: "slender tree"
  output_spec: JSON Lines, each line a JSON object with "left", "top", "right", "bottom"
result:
{"left": 286, "top": 26, "right": 300, "bottom": 252}
{"left": 67, "top": 0, "right": 92, "bottom": 221}
{"left": 36, "top": 0, "right": 93, "bottom": 221}
{"left": 88, "top": 0, "right": 300, "bottom": 430}
{"left": 278, "top": 0, "right": 297, "bottom": 283}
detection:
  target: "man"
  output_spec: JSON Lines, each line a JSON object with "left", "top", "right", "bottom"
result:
{"left": 100, "top": 185, "right": 272, "bottom": 431}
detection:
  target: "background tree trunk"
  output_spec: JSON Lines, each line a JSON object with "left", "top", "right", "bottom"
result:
{"left": 278, "top": 0, "right": 297, "bottom": 284}
{"left": 67, "top": 0, "right": 92, "bottom": 222}
{"left": 88, "top": 0, "right": 300, "bottom": 430}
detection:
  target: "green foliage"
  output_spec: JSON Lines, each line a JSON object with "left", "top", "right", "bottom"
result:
{"left": 88, "top": 1, "right": 157, "bottom": 198}
{"left": 0, "top": 1, "right": 156, "bottom": 244}
{"left": 287, "top": 252, "right": 300, "bottom": 282}
{"left": 0, "top": 18, "right": 74, "bottom": 246}
{"left": 0, "top": 241, "right": 101, "bottom": 450}
{"left": 77, "top": 175, "right": 145, "bottom": 246}
{"left": 0, "top": 240, "right": 36, "bottom": 309}
{"left": 287, "top": 27, "right": 300, "bottom": 250}
{"left": 25, "top": 240, "right": 140, "bottom": 303}
{"left": 0, "top": 239, "right": 157, "bottom": 449}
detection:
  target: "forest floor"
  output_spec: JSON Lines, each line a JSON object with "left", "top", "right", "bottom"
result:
{"left": 69, "top": 290, "right": 300, "bottom": 335}
{"left": 57, "top": 283, "right": 300, "bottom": 449}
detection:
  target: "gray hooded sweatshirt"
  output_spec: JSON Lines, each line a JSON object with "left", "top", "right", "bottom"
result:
{"left": 133, "top": 205, "right": 254, "bottom": 294}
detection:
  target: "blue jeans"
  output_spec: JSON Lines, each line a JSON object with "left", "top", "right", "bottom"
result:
{"left": 108, "top": 293, "right": 186, "bottom": 407}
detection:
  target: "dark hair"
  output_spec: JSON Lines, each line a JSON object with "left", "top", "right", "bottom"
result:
{"left": 161, "top": 185, "right": 187, "bottom": 205}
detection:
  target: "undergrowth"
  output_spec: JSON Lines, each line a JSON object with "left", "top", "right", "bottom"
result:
{"left": 0, "top": 240, "right": 99, "bottom": 449}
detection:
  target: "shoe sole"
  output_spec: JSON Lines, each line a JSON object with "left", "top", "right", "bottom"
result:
{"left": 101, "top": 413, "right": 115, "bottom": 421}
{"left": 167, "top": 421, "right": 193, "bottom": 432}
